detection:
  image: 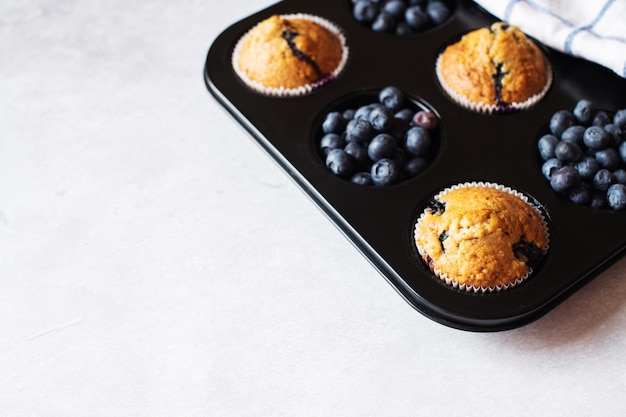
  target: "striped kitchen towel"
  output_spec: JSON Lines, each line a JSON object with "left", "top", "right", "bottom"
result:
{"left": 474, "top": 0, "right": 626, "bottom": 78}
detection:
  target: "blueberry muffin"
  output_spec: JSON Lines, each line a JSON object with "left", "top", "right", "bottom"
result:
{"left": 436, "top": 22, "right": 551, "bottom": 113}
{"left": 414, "top": 183, "right": 549, "bottom": 292}
{"left": 233, "top": 14, "right": 348, "bottom": 96}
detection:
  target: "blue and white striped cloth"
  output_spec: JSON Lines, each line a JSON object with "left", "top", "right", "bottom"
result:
{"left": 474, "top": 0, "right": 626, "bottom": 78}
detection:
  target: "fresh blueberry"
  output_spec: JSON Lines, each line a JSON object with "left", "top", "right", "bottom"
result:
{"left": 550, "top": 110, "right": 576, "bottom": 137}
{"left": 576, "top": 156, "right": 600, "bottom": 181}
{"left": 369, "top": 105, "right": 395, "bottom": 131}
{"left": 603, "top": 124, "right": 624, "bottom": 148}
{"left": 320, "top": 133, "right": 345, "bottom": 155}
{"left": 368, "top": 133, "right": 397, "bottom": 161}
{"left": 353, "top": 0, "right": 379, "bottom": 23}
{"left": 379, "top": 86, "right": 405, "bottom": 112}
{"left": 542, "top": 158, "right": 563, "bottom": 180}
{"left": 613, "top": 168, "right": 626, "bottom": 184}
{"left": 590, "top": 192, "right": 607, "bottom": 209}
{"left": 411, "top": 110, "right": 439, "bottom": 130}
{"left": 404, "top": 126, "right": 431, "bottom": 156}
{"left": 550, "top": 165, "right": 580, "bottom": 193}
{"left": 573, "top": 99, "right": 595, "bottom": 124}
{"left": 619, "top": 141, "right": 626, "bottom": 164}
{"left": 383, "top": 0, "right": 407, "bottom": 19}
{"left": 326, "top": 149, "right": 354, "bottom": 177}
{"left": 614, "top": 109, "right": 626, "bottom": 129}
{"left": 592, "top": 169, "right": 615, "bottom": 191}
{"left": 404, "top": 156, "right": 429, "bottom": 177}
{"left": 342, "top": 108, "right": 356, "bottom": 121}
{"left": 371, "top": 158, "right": 400, "bottom": 185}
{"left": 606, "top": 183, "right": 626, "bottom": 210}
{"left": 426, "top": 1, "right": 450, "bottom": 25}
{"left": 405, "top": 6, "right": 430, "bottom": 30}
{"left": 554, "top": 140, "right": 582, "bottom": 162}
{"left": 395, "top": 22, "right": 413, "bottom": 36}
{"left": 568, "top": 183, "right": 591, "bottom": 205}
{"left": 537, "top": 134, "right": 559, "bottom": 160}
{"left": 595, "top": 147, "right": 621, "bottom": 170}
{"left": 354, "top": 103, "right": 379, "bottom": 121}
{"left": 345, "top": 118, "right": 374, "bottom": 143}
{"left": 583, "top": 126, "right": 610, "bottom": 150}
{"left": 371, "top": 12, "right": 396, "bottom": 33}
{"left": 344, "top": 141, "right": 369, "bottom": 167}
{"left": 322, "top": 111, "right": 347, "bottom": 134}
{"left": 394, "top": 108, "right": 414, "bottom": 124}
{"left": 560, "top": 125, "right": 586, "bottom": 146}
{"left": 592, "top": 110, "right": 611, "bottom": 127}
{"left": 350, "top": 172, "right": 373, "bottom": 185}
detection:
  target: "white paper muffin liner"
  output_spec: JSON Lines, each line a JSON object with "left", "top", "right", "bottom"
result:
{"left": 232, "top": 13, "right": 349, "bottom": 97}
{"left": 435, "top": 54, "right": 553, "bottom": 114}
{"left": 414, "top": 181, "right": 550, "bottom": 293}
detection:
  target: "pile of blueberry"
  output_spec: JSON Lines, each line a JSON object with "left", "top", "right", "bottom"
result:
{"left": 538, "top": 99, "right": 626, "bottom": 210}
{"left": 351, "top": 0, "right": 452, "bottom": 35}
{"left": 319, "top": 86, "right": 439, "bottom": 186}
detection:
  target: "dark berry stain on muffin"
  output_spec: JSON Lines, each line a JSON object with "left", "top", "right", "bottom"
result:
{"left": 492, "top": 62, "right": 508, "bottom": 106}
{"left": 513, "top": 240, "right": 544, "bottom": 268}
{"left": 438, "top": 230, "right": 449, "bottom": 253}
{"left": 282, "top": 26, "right": 325, "bottom": 80}
{"left": 426, "top": 199, "right": 446, "bottom": 215}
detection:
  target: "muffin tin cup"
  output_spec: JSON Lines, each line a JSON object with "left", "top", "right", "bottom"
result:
{"left": 204, "top": 0, "right": 626, "bottom": 331}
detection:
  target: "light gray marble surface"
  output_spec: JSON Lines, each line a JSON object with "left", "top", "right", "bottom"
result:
{"left": 2, "top": 1, "right": 626, "bottom": 416}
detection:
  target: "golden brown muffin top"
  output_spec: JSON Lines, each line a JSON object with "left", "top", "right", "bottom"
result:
{"left": 415, "top": 186, "right": 548, "bottom": 289}
{"left": 236, "top": 15, "right": 344, "bottom": 90}
{"left": 439, "top": 22, "right": 549, "bottom": 106}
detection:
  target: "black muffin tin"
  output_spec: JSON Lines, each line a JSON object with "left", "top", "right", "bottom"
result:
{"left": 204, "top": 0, "right": 626, "bottom": 331}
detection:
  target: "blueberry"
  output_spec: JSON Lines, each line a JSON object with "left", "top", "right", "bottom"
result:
{"left": 395, "top": 22, "right": 413, "bottom": 36}
{"left": 606, "top": 183, "right": 626, "bottom": 210}
{"left": 345, "top": 118, "right": 374, "bottom": 143}
{"left": 394, "top": 108, "right": 414, "bottom": 124}
{"left": 426, "top": 1, "right": 450, "bottom": 25}
{"left": 404, "top": 156, "right": 429, "bottom": 177}
{"left": 573, "top": 99, "right": 595, "bottom": 124}
{"left": 350, "top": 172, "right": 373, "bottom": 185}
{"left": 326, "top": 149, "right": 354, "bottom": 177}
{"left": 369, "top": 105, "right": 395, "bottom": 131}
{"left": 322, "top": 112, "right": 347, "bottom": 134}
{"left": 604, "top": 124, "right": 624, "bottom": 148}
{"left": 371, "top": 12, "right": 396, "bottom": 33}
{"left": 342, "top": 108, "right": 356, "bottom": 121}
{"left": 353, "top": 0, "right": 379, "bottom": 23}
{"left": 371, "top": 158, "right": 400, "bottom": 185}
{"left": 592, "top": 110, "right": 611, "bottom": 127}
{"left": 383, "top": 0, "right": 406, "bottom": 19}
{"left": 576, "top": 156, "right": 600, "bottom": 181}
{"left": 619, "top": 141, "right": 626, "bottom": 164}
{"left": 354, "top": 103, "right": 379, "bottom": 121}
{"left": 583, "top": 126, "right": 610, "bottom": 150}
{"left": 368, "top": 133, "right": 397, "bottom": 161}
{"left": 550, "top": 110, "right": 576, "bottom": 137}
{"left": 320, "top": 133, "right": 345, "bottom": 155}
{"left": 560, "top": 125, "right": 586, "bottom": 146}
{"left": 593, "top": 169, "right": 615, "bottom": 191}
{"left": 542, "top": 158, "right": 563, "bottom": 180}
{"left": 613, "top": 168, "right": 626, "bottom": 184}
{"left": 550, "top": 165, "right": 580, "bottom": 193}
{"left": 590, "top": 192, "right": 607, "bottom": 209}
{"left": 405, "top": 6, "right": 430, "bottom": 30}
{"left": 379, "top": 86, "right": 405, "bottom": 112}
{"left": 568, "top": 183, "right": 591, "bottom": 205}
{"left": 537, "top": 134, "right": 559, "bottom": 160}
{"left": 344, "top": 141, "right": 369, "bottom": 166}
{"left": 554, "top": 140, "right": 582, "bottom": 162}
{"left": 595, "top": 147, "right": 621, "bottom": 170}
{"left": 404, "top": 126, "right": 431, "bottom": 156}
{"left": 411, "top": 110, "right": 439, "bottom": 130}
{"left": 614, "top": 109, "right": 626, "bottom": 129}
